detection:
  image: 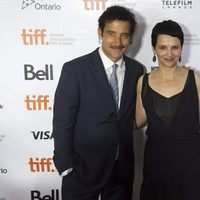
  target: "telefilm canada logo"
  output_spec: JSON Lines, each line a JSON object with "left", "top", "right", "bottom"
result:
{"left": 21, "top": 0, "right": 62, "bottom": 11}
{"left": 162, "top": 0, "right": 192, "bottom": 9}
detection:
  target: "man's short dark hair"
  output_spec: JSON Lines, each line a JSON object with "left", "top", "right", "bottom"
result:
{"left": 98, "top": 5, "right": 136, "bottom": 36}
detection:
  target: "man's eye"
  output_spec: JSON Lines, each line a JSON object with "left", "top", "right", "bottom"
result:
{"left": 107, "top": 32, "right": 115, "bottom": 37}
{"left": 121, "top": 33, "right": 130, "bottom": 39}
{"left": 173, "top": 46, "right": 180, "bottom": 49}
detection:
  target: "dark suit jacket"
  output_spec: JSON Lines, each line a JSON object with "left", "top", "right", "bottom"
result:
{"left": 53, "top": 48, "right": 143, "bottom": 190}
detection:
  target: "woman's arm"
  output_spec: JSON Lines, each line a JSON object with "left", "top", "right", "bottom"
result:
{"left": 194, "top": 70, "right": 200, "bottom": 124}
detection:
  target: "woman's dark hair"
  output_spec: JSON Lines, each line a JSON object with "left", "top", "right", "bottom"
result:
{"left": 98, "top": 5, "right": 136, "bottom": 36}
{"left": 151, "top": 20, "right": 184, "bottom": 48}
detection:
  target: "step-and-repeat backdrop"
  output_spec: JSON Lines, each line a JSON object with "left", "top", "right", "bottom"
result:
{"left": 0, "top": 0, "right": 200, "bottom": 200}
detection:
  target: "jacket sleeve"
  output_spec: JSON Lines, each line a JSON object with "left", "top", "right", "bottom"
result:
{"left": 52, "top": 62, "right": 79, "bottom": 174}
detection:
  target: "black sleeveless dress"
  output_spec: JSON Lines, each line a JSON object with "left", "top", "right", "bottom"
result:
{"left": 140, "top": 70, "right": 200, "bottom": 200}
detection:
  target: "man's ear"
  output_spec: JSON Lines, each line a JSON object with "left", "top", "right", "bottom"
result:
{"left": 130, "top": 36, "right": 133, "bottom": 44}
{"left": 97, "top": 28, "right": 103, "bottom": 40}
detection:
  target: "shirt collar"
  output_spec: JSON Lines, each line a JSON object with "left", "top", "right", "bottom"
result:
{"left": 99, "top": 47, "right": 123, "bottom": 71}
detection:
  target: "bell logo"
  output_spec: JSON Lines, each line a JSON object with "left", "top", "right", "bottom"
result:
{"left": 24, "top": 64, "right": 53, "bottom": 80}
{"left": 21, "top": 29, "right": 49, "bottom": 45}
{"left": 25, "top": 95, "right": 52, "bottom": 111}
{"left": 31, "top": 189, "right": 59, "bottom": 200}
{"left": 29, "top": 157, "right": 56, "bottom": 172}
{"left": 83, "top": 0, "right": 107, "bottom": 10}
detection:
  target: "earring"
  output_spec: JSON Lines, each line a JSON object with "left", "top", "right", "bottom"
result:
{"left": 179, "top": 56, "right": 181, "bottom": 62}
{"left": 152, "top": 54, "right": 156, "bottom": 62}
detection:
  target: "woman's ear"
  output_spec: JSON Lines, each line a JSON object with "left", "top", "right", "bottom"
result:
{"left": 152, "top": 47, "right": 156, "bottom": 54}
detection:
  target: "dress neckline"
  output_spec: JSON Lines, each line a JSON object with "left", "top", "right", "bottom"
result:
{"left": 147, "top": 70, "right": 190, "bottom": 99}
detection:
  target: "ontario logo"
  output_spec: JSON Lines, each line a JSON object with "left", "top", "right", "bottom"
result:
{"left": 22, "top": 0, "right": 62, "bottom": 11}
{"left": 22, "top": 0, "right": 35, "bottom": 9}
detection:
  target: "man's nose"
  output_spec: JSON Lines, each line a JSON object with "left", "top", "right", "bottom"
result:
{"left": 114, "top": 36, "right": 122, "bottom": 45}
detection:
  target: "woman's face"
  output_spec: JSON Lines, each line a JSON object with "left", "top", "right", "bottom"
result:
{"left": 153, "top": 34, "right": 182, "bottom": 68}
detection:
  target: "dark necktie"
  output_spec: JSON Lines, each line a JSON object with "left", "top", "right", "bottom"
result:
{"left": 110, "top": 64, "right": 119, "bottom": 159}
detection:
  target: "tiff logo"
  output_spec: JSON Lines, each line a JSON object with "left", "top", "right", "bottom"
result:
{"left": 31, "top": 189, "right": 59, "bottom": 200}
{"left": 31, "top": 131, "right": 53, "bottom": 140}
{"left": 29, "top": 157, "right": 55, "bottom": 172}
{"left": 25, "top": 95, "right": 52, "bottom": 111}
{"left": 21, "top": 29, "right": 49, "bottom": 45}
{"left": 83, "top": 0, "right": 107, "bottom": 10}
{"left": 22, "top": 0, "right": 35, "bottom": 9}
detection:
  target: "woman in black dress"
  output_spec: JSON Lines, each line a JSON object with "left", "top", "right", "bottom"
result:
{"left": 136, "top": 20, "right": 200, "bottom": 200}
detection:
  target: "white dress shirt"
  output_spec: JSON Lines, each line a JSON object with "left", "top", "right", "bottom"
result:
{"left": 98, "top": 47, "right": 125, "bottom": 108}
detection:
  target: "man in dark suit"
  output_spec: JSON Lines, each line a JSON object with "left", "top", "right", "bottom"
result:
{"left": 53, "top": 5, "right": 144, "bottom": 200}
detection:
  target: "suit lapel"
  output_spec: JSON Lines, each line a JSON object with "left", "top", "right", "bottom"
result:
{"left": 118, "top": 57, "right": 132, "bottom": 117}
{"left": 88, "top": 49, "right": 117, "bottom": 113}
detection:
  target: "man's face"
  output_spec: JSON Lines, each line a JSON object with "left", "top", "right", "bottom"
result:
{"left": 98, "top": 20, "right": 132, "bottom": 62}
